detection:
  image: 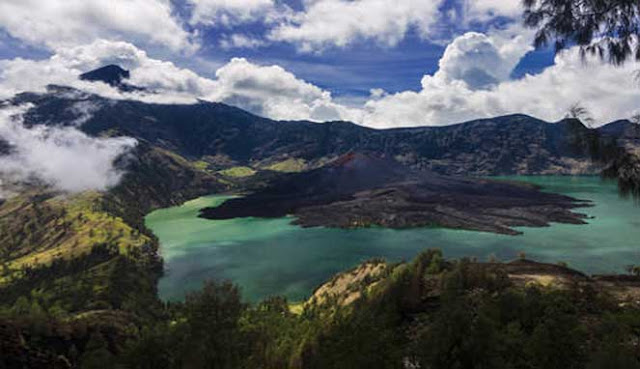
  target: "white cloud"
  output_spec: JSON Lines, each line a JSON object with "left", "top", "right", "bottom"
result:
{"left": 219, "top": 34, "right": 267, "bottom": 49}
{"left": 181, "top": 0, "right": 527, "bottom": 52}
{"left": 359, "top": 32, "right": 640, "bottom": 128}
{"left": 1, "top": 36, "right": 639, "bottom": 130}
{"left": 369, "top": 88, "right": 387, "bottom": 99}
{"left": 0, "top": 40, "right": 216, "bottom": 104}
{"left": 208, "top": 57, "right": 356, "bottom": 121}
{"left": 0, "top": 40, "right": 354, "bottom": 122}
{"left": 268, "top": 0, "right": 444, "bottom": 52}
{"left": 0, "top": 0, "right": 526, "bottom": 55}
{"left": 262, "top": 0, "right": 525, "bottom": 52}
{"left": 188, "top": 0, "right": 277, "bottom": 26}
{"left": 435, "top": 31, "right": 532, "bottom": 89}
{"left": 0, "top": 105, "right": 137, "bottom": 194}
{"left": 463, "top": 0, "right": 523, "bottom": 23}
{"left": 0, "top": 0, "right": 195, "bottom": 52}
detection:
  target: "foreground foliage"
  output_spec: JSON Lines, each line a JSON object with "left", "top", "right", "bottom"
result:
{"left": 524, "top": 0, "right": 640, "bottom": 65}
{"left": 3, "top": 250, "right": 640, "bottom": 369}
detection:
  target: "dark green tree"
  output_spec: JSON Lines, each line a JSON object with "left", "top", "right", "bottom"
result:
{"left": 79, "top": 332, "right": 115, "bottom": 369}
{"left": 176, "top": 280, "right": 248, "bottom": 369}
{"left": 523, "top": 0, "right": 640, "bottom": 65}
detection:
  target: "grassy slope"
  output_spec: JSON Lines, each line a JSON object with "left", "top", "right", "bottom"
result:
{"left": 0, "top": 191, "right": 151, "bottom": 279}
{"left": 0, "top": 143, "right": 233, "bottom": 367}
{"left": 263, "top": 158, "right": 308, "bottom": 173}
{"left": 0, "top": 144, "right": 225, "bottom": 312}
{"left": 218, "top": 166, "right": 257, "bottom": 178}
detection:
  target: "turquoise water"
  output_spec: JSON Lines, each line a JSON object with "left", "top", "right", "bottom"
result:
{"left": 146, "top": 176, "right": 640, "bottom": 303}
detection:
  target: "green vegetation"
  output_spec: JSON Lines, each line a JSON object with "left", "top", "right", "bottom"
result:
{"left": 0, "top": 142, "right": 232, "bottom": 368}
{"left": 192, "top": 160, "right": 210, "bottom": 171}
{"left": 4, "top": 249, "right": 640, "bottom": 368}
{"left": 263, "top": 158, "right": 307, "bottom": 173}
{"left": 218, "top": 166, "right": 257, "bottom": 178}
{"left": 0, "top": 191, "right": 153, "bottom": 283}
{"left": 0, "top": 125, "right": 637, "bottom": 368}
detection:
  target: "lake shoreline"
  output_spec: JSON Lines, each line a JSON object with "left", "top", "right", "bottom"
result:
{"left": 147, "top": 176, "right": 640, "bottom": 303}
{"left": 201, "top": 156, "right": 594, "bottom": 235}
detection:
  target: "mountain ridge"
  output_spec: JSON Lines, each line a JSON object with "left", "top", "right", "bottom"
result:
{"left": 9, "top": 85, "right": 610, "bottom": 177}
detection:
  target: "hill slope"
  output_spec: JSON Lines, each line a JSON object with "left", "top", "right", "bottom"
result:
{"left": 12, "top": 85, "right": 605, "bottom": 176}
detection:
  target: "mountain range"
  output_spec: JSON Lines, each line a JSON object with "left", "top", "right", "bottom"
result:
{"left": 1, "top": 65, "right": 632, "bottom": 231}
{"left": 10, "top": 84, "right": 625, "bottom": 179}
{"left": 0, "top": 65, "right": 634, "bottom": 303}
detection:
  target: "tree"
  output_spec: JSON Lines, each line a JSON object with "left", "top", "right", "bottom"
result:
{"left": 626, "top": 264, "right": 640, "bottom": 276}
{"left": 631, "top": 113, "right": 640, "bottom": 137}
{"left": 79, "top": 332, "right": 115, "bottom": 369}
{"left": 177, "top": 280, "right": 248, "bottom": 369}
{"left": 523, "top": 0, "right": 640, "bottom": 65}
{"left": 567, "top": 102, "right": 596, "bottom": 128}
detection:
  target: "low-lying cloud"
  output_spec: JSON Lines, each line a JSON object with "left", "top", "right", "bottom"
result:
{"left": 0, "top": 105, "right": 137, "bottom": 195}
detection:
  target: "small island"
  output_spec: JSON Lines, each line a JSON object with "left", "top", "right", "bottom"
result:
{"left": 200, "top": 153, "right": 591, "bottom": 235}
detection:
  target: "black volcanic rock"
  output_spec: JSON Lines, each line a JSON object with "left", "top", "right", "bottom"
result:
{"left": 80, "top": 65, "right": 130, "bottom": 86}
{"left": 79, "top": 65, "right": 144, "bottom": 92}
{"left": 200, "top": 153, "right": 591, "bottom": 235}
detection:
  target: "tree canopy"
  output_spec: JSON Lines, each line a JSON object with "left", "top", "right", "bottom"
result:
{"left": 523, "top": 0, "right": 640, "bottom": 64}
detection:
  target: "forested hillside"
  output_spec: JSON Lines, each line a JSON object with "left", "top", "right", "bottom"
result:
{"left": 5, "top": 250, "right": 640, "bottom": 368}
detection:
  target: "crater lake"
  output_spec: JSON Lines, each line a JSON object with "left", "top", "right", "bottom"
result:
{"left": 146, "top": 176, "right": 640, "bottom": 302}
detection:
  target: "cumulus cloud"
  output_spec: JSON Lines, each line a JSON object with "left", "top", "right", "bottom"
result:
{"left": 435, "top": 31, "right": 532, "bottom": 89}
{"left": 0, "top": 105, "right": 137, "bottom": 194}
{"left": 359, "top": 32, "right": 640, "bottom": 128}
{"left": 258, "top": 0, "right": 527, "bottom": 52}
{"left": 463, "top": 0, "right": 524, "bottom": 23}
{"left": 0, "top": 0, "right": 195, "bottom": 52}
{"left": 188, "top": 0, "right": 278, "bottom": 26}
{"left": 1, "top": 35, "right": 639, "bottom": 129}
{"left": 0, "top": 40, "right": 354, "bottom": 122}
{"left": 0, "top": 40, "right": 216, "bottom": 103}
{"left": 268, "top": 0, "right": 444, "bottom": 52}
{"left": 208, "top": 57, "right": 356, "bottom": 121}
{"left": 0, "top": 0, "right": 526, "bottom": 55}
{"left": 219, "top": 34, "right": 267, "bottom": 50}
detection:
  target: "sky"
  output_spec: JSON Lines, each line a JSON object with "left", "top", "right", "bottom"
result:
{"left": 0, "top": 0, "right": 639, "bottom": 129}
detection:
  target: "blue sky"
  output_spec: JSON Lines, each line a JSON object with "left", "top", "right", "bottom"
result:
{"left": 178, "top": 0, "right": 554, "bottom": 98}
{"left": 0, "top": 0, "right": 638, "bottom": 128}
{"left": 0, "top": 0, "right": 552, "bottom": 97}
{"left": 155, "top": 0, "right": 551, "bottom": 97}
